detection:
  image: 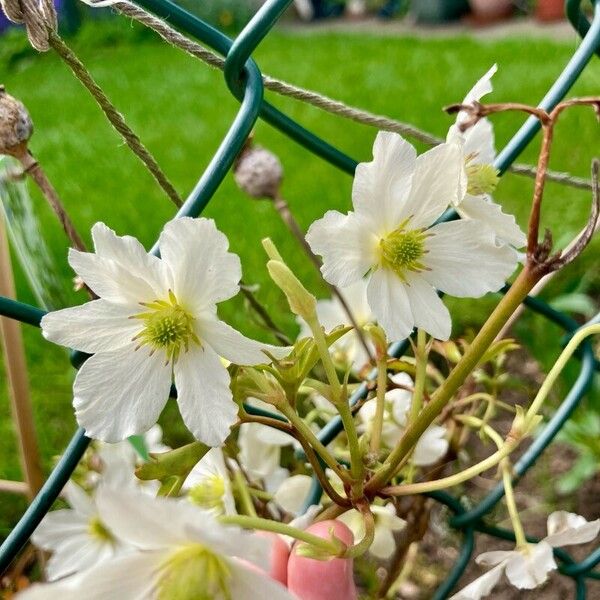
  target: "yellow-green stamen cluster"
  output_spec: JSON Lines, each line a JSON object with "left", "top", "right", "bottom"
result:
{"left": 465, "top": 162, "right": 500, "bottom": 196}
{"left": 380, "top": 220, "right": 428, "bottom": 281}
{"left": 188, "top": 476, "right": 226, "bottom": 513}
{"left": 87, "top": 515, "right": 115, "bottom": 544}
{"left": 132, "top": 290, "right": 199, "bottom": 364}
{"left": 157, "top": 543, "right": 232, "bottom": 600}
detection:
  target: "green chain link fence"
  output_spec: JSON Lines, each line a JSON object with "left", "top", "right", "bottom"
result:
{"left": 0, "top": 0, "right": 599, "bottom": 596}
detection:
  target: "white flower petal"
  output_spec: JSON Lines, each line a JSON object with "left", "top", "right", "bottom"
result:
{"left": 462, "top": 119, "right": 496, "bottom": 166}
{"left": 367, "top": 268, "right": 414, "bottom": 342}
{"left": 338, "top": 509, "right": 364, "bottom": 539}
{"left": 504, "top": 542, "right": 556, "bottom": 589}
{"left": 423, "top": 220, "right": 518, "bottom": 297}
{"left": 68, "top": 248, "right": 164, "bottom": 306}
{"left": 18, "top": 551, "right": 164, "bottom": 600}
{"left": 97, "top": 486, "right": 205, "bottom": 549}
{"left": 64, "top": 481, "right": 96, "bottom": 517}
{"left": 158, "top": 217, "right": 241, "bottom": 312}
{"left": 306, "top": 210, "right": 378, "bottom": 287}
{"left": 464, "top": 64, "right": 497, "bottom": 105}
{"left": 174, "top": 344, "right": 238, "bottom": 447}
{"left": 274, "top": 475, "right": 314, "bottom": 516}
{"left": 41, "top": 300, "right": 140, "bottom": 354}
{"left": 476, "top": 549, "right": 516, "bottom": 566}
{"left": 449, "top": 562, "right": 505, "bottom": 600}
{"left": 73, "top": 344, "right": 172, "bottom": 443}
{"left": 32, "top": 512, "right": 88, "bottom": 551}
{"left": 254, "top": 424, "right": 295, "bottom": 447}
{"left": 369, "top": 525, "right": 396, "bottom": 559}
{"left": 449, "top": 64, "right": 498, "bottom": 133}
{"left": 404, "top": 143, "right": 465, "bottom": 230}
{"left": 239, "top": 423, "right": 282, "bottom": 479}
{"left": 544, "top": 511, "right": 600, "bottom": 547}
{"left": 91, "top": 222, "right": 169, "bottom": 296}
{"left": 228, "top": 557, "right": 297, "bottom": 600}
{"left": 200, "top": 316, "right": 290, "bottom": 364}
{"left": 458, "top": 195, "right": 526, "bottom": 248}
{"left": 390, "top": 372, "right": 414, "bottom": 387}
{"left": 46, "top": 537, "right": 114, "bottom": 581}
{"left": 352, "top": 131, "right": 416, "bottom": 231}
{"left": 404, "top": 273, "right": 452, "bottom": 340}
{"left": 372, "top": 504, "right": 406, "bottom": 531}
{"left": 386, "top": 388, "right": 411, "bottom": 427}
{"left": 414, "top": 425, "right": 448, "bottom": 466}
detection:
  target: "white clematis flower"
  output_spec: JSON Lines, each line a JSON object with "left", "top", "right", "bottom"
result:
{"left": 447, "top": 65, "right": 526, "bottom": 248}
{"left": 19, "top": 487, "right": 296, "bottom": 600}
{"left": 31, "top": 482, "right": 132, "bottom": 581}
{"left": 296, "top": 279, "right": 375, "bottom": 371}
{"left": 41, "top": 218, "right": 289, "bottom": 447}
{"left": 451, "top": 511, "right": 600, "bottom": 599}
{"left": 306, "top": 132, "right": 518, "bottom": 342}
{"left": 183, "top": 447, "right": 236, "bottom": 516}
{"left": 359, "top": 372, "right": 448, "bottom": 466}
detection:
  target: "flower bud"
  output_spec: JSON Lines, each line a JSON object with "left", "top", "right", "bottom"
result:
{"left": 0, "top": 85, "right": 33, "bottom": 158}
{"left": 267, "top": 259, "right": 317, "bottom": 322}
{"left": 234, "top": 143, "right": 283, "bottom": 200}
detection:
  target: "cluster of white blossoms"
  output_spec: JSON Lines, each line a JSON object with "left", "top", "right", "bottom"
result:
{"left": 23, "top": 65, "right": 593, "bottom": 600}
{"left": 21, "top": 487, "right": 296, "bottom": 600}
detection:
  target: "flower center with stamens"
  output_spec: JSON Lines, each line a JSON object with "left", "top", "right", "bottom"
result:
{"left": 132, "top": 290, "right": 200, "bottom": 364}
{"left": 157, "top": 543, "right": 232, "bottom": 600}
{"left": 87, "top": 515, "right": 115, "bottom": 544}
{"left": 465, "top": 161, "right": 499, "bottom": 196}
{"left": 188, "top": 476, "right": 226, "bottom": 513}
{"left": 380, "top": 221, "right": 427, "bottom": 281}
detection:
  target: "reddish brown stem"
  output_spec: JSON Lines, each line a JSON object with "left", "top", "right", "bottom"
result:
{"left": 18, "top": 150, "right": 87, "bottom": 253}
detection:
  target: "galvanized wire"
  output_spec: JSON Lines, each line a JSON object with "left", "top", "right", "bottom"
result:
{"left": 0, "top": 0, "right": 599, "bottom": 596}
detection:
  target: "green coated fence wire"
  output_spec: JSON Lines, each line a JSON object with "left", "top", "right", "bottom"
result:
{"left": 0, "top": 0, "right": 599, "bottom": 597}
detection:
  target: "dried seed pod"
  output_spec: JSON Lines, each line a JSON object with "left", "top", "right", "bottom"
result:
{"left": 0, "top": 85, "right": 33, "bottom": 159}
{"left": 234, "top": 142, "right": 283, "bottom": 200}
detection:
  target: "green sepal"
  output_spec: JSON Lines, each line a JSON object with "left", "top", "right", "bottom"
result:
{"left": 136, "top": 441, "right": 210, "bottom": 497}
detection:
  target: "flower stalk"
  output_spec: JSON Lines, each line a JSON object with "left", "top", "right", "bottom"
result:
{"left": 501, "top": 459, "right": 528, "bottom": 549}
{"left": 219, "top": 515, "right": 347, "bottom": 558}
{"left": 367, "top": 265, "right": 540, "bottom": 493}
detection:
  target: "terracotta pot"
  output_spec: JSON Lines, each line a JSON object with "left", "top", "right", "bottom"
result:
{"left": 535, "top": 0, "right": 566, "bottom": 22}
{"left": 468, "top": 0, "right": 513, "bottom": 23}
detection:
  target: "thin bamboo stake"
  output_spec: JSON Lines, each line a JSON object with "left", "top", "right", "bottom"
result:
{"left": 0, "top": 211, "right": 44, "bottom": 499}
{"left": 0, "top": 479, "right": 29, "bottom": 495}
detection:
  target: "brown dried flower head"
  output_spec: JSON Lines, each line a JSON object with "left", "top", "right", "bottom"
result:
{"left": 234, "top": 142, "right": 283, "bottom": 200}
{"left": 0, "top": 85, "right": 33, "bottom": 158}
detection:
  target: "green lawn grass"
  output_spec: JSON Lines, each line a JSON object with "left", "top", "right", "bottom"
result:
{"left": 0, "top": 20, "right": 598, "bottom": 538}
